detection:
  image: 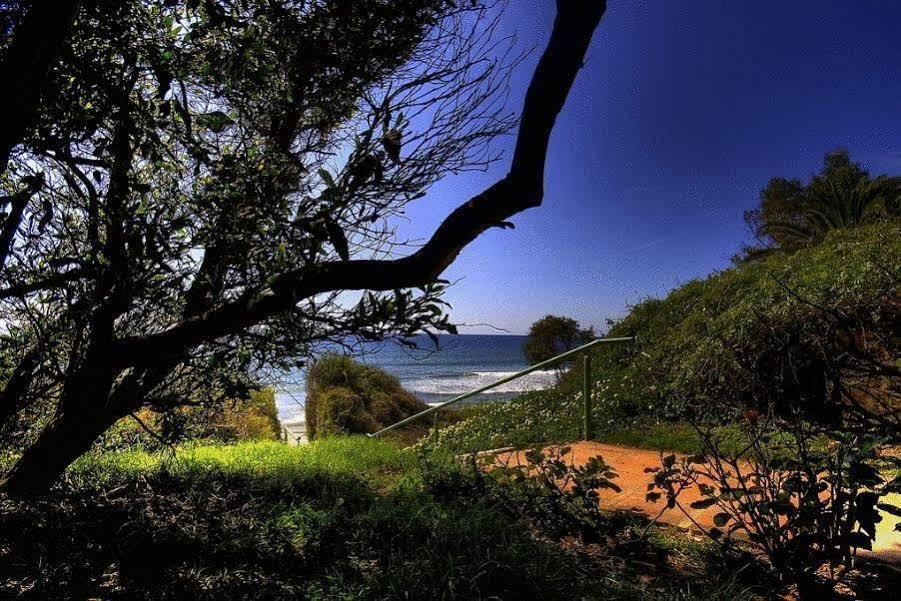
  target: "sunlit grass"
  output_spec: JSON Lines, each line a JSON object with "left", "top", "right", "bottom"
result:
{"left": 67, "top": 436, "right": 415, "bottom": 490}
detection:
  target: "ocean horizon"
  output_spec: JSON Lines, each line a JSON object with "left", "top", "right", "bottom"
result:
{"left": 273, "top": 334, "right": 556, "bottom": 424}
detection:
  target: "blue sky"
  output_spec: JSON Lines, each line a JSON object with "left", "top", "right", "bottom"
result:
{"left": 397, "top": 1, "right": 901, "bottom": 335}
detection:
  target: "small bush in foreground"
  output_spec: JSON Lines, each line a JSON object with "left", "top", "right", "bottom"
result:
{"left": 482, "top": 447, "right": 621, "bottom": 542}
{"left": 647, "top": 414, "right": 899, "bottom": 599}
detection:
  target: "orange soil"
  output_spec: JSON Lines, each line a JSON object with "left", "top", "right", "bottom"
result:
{"left": 494, "top": 441, "right": 900, "bottom": 564}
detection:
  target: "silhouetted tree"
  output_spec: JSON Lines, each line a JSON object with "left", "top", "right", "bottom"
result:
{"left": 523, "top": 315, "right": 595, "bottom": 365}
{"left": 0, "top": 0, "right": 609, "bottom": 496}
{"left": 741, "top": 150, "right": 900, "bottom": 259}
{"left": 0, "top": 1, "right": 83, "bottom": 268}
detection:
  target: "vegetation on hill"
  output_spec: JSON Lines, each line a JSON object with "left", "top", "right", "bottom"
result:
{"left": 523, "top": 314, "right": 595, "bottom": 365}
{"left": 305, "top": 354, "right": 427, "bottom": 439}
{"left": 585, "top": 220, "right": 899, "bottom": 427}
{"left": 435, "top": 221, "right": 900, "bottom": 453}
{"left": 741, "top": 150, "right": 900, "bottom": 258}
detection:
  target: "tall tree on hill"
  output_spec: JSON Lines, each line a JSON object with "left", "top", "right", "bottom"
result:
{"left": 523, "top": 315, "right": 595, "bottom": 366}
{"left": 0, "top": 0, "right": 609, "bottom": 497}
{"left": 742, "top": 150, "right": 901, "bottom": 259}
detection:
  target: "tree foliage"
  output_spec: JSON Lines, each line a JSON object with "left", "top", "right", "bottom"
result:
{"left": 523, "top": 315, "right": 595, "bottom": 365}
{"left": 741, "top": 150, "right": 900, "bottom": 259}
{"left": 0, "top": 0, "right": 609, "bottom": 496}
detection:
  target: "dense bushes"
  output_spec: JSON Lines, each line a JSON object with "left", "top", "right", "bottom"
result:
{"left": 305, "top": 354, "right": 426, "bottom": 439}
{"left": 0, "top": 438, "right": 768, "bottom": 600}
{"left": 436, "top": 222, "right": 900, "bottom": 452}
{"left": 97, "top": 388, "right": 282, "bottom": 451}
{"left": 1, "top": 388, "right": 282, "bottom": 458}
{"left": 576, "top": 221, "right": 900, "bottom": 427}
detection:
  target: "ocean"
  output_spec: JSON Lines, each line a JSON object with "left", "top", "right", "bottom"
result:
{"left": 273, "top": 334, "right": 556, "bottom": 425}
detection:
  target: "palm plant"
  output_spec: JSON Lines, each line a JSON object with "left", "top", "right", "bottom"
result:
{"left": 744, "top": 151, "right": 900, "bottom": 257}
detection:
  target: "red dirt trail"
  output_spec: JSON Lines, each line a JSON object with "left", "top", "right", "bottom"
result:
{"left": 494, "top": 441, "right": 900, "bottom": 564}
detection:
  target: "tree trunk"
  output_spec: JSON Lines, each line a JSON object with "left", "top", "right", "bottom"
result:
{"left": 0, "top": 360, "right": 121, "bottom": 499}
{"left": 0, "top": 401, "right": 120, "bottom": 498}
{"left": 0, "top": 0, "right": 82, "bottom": 169}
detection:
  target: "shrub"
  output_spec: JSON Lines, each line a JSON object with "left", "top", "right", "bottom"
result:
{"left": 97, "top": 387, "right": 282, "bottom": 451}
{"left": 305, "top": 354, "right": 426, "bottom": 439}
{"left": 646, "top": 413, "right": 899, "bottom": 598}
{"left": 576, "top": 222, "right": 900, "bottom": 427}
{"left": 482, "top": 446, "right": 620, "bottom": 542}
{"left": 425, "top": 390, "right": 583, "bottom": 453}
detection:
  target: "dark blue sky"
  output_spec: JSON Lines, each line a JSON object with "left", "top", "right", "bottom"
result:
{"left": 400, "top": 0, "right": 901, "bottom": 334}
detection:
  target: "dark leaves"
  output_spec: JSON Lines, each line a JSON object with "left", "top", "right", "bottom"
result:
{"left": 325, "top": 219, "right": 349, "bottom": 261}
{"left": 839, "top": 532, "right": 872, "bottom": 551}
{"left": 689, "top": 497, "right": 717, "bottom": 510}
{"left": 877, "top": 503, "right": 901, "bottom": 517}
{"left": 381, "top": 129, "right": 402, "bottom": 164}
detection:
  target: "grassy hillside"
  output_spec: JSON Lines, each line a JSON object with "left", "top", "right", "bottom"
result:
{"left": 435, "top": 222, "right": 900, "bottom": 453}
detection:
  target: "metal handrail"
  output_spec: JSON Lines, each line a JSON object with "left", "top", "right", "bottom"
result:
{"left": 368, "top": 336, "right": 634, "bottom": 439}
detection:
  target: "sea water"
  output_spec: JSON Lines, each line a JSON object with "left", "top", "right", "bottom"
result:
{"left": 273, "top": 334, "right": 556, "bottom": 425}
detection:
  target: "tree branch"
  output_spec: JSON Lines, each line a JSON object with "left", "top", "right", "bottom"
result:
{"left": 112, "top": 0, "right": 607, "bottom": 368}
{"left": 0, "top": 1, "right": 83, "bottom": 169}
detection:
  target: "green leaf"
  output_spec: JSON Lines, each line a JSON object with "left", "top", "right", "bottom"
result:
{"left": 318, "top": 168, "right": 336, "bottom": 188}
{"left": 196, "top": 110, "right": 233, "bottom": 133}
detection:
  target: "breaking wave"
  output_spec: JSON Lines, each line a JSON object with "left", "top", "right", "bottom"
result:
{"left": 403, "top": 369, "right": 557, "bottom": 396}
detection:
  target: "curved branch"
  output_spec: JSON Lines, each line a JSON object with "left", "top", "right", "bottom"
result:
{"left": 112, "top": 0, "right": 608, "bottom": 367}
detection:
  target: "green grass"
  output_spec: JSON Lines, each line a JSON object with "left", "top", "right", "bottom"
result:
{"left": 2, "top": 436, "right": 768, "bottom": 600}
{"left": 67, "top": 437, "right": 415, "bottom": 490}
{"left": 597, "top": 420, "right": 706, "bottom": 454}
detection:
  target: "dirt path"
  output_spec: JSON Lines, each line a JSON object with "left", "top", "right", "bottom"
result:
{"left": 495, "top": 441, "right": 900, "bottom": 564}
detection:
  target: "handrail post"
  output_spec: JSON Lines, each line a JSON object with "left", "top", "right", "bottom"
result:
{"left": 433, "top": 412, "right": 439, "bottom": 444}
{"left": 582, "top": 353, "right": 592, "bottom": 440}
